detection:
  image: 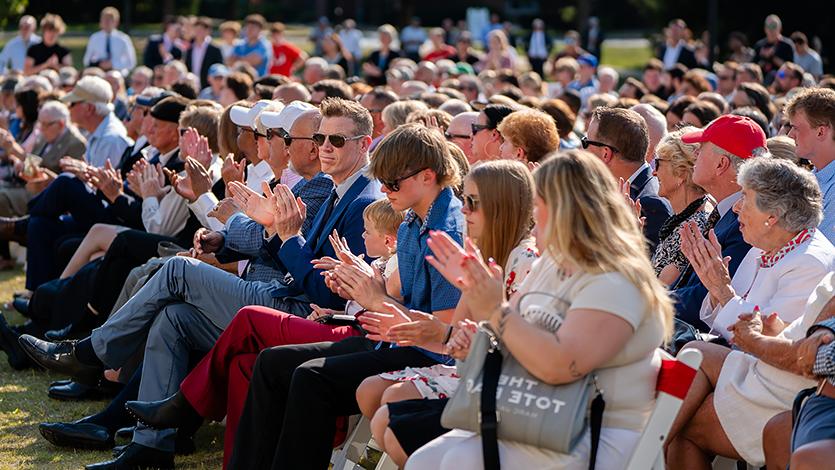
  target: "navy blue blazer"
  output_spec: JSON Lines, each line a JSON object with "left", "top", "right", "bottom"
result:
{"left": 631, "top": 165, "right": 673, "bottom": 252}
{"left": 671, "top": 209, "right": 752, "bottom": 331}
{"left": 267, "top": 173, "right": 383, "bottom": 309}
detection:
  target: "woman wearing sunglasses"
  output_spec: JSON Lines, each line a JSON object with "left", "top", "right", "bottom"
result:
{"left": 355, "top": 160, "right": 539, "bottom": 467}
{"left": 650, "top": 127, "right": 710, "bottom": 285}
{"left": 470, "top": 104, "right": 514, "bottom": 163}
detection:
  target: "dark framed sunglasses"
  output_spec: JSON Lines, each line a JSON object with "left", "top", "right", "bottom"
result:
{"left": 380, "top": 167, "right": 427, "bottom": 192}
{"left": 178, "top": 128, "right": 188, "bottom": 136}
{"left": 463, "top": 194, "right": 480, "bottom": 212}
{"left": 581, "top": 136, "right": 620, "bottom": 154}
{"left": 445, "top": 131, "right": 471, "bottom": 140}
{"left": 471, "top": 123, "right": 491, "bottom": 136}
{"left": 311, "top": 133, "right": 366, "bottom": 148}
{"left": 283, "top": 135, "right": 316, "bottom": 147}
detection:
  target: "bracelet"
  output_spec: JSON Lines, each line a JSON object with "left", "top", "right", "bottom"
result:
{"left": 442, "top": 325, "right": 454, "bottom": 344}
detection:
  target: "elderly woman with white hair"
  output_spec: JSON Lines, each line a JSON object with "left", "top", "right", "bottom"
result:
{"left": 665, "top": 157, "right": 835, "bottom": 469}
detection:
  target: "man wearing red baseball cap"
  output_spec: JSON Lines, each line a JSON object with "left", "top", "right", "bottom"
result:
{"left": 673, "top": 114, "right": 767, "bottom": 330}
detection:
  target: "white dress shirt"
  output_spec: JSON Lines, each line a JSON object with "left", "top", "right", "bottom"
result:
{"left": 83, "top": 29, "right": 137, "bottom": 74}
{"left": 662, "top": 40, "right": 684, "bottom": 70}
{"left": 528, "top": 31, "right": 548, "bottom": 59}
{"left": 190, "top": 37, "right": 211, "bottom": 88}
{"left": 0, "top": 33, "right": 41, "bottom": 72}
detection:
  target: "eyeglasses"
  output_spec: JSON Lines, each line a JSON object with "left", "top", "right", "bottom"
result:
{"left": 445, "top": 131, "right": 471, "bottom": 140}
{"left": 380, "top": 167, "right": 427, "bottom": 192}
{"left": 581, "top": 136, "right": 620, "bottom": 153}
{"left": 282, "top": 134, "right": 316, "bottom": 147}
{"left": 471, "top": 123, "right": 491, "bottom": 135}
{"left": 179, "top": 128, "right": 188, "bottom": 136}
{"left": 463, "top": 194, "right": 480, "bottom": 212}
{"left": 311, "top": 133, "right": 367, "bottom": 148}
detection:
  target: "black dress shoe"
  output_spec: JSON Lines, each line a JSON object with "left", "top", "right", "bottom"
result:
{"left": 17, "top": 335, "right": 103, "bottom": 386}
{"left": 39, "top": 420, "right": 114, "bottom": 450}
{"left": 45, "top": 321, "right": 91, "bottom": 341}
{"left": 49, "top": 379, "right": 123, "bottom": 401}
{"left": 126, "top": 391, "right": 201, "bottom": 430}
{"left": 85, "top": 442, "right": 174, "bottom": 470}
{"left": 0, "top": 314, "right": 31, "bottom": 370}
{"left": 50, "top": 379, "right": 73, "bottom": 387}
{"left": 11, "top": 297, "right": 28, "bottom": 316}
{"left": 115, "top": 426, "right": 135, "bottom": 440}
{"left": 112, "top": 435, "right": 195, "bottom": 457}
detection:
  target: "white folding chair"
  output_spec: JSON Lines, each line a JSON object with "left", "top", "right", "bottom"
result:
{"left": 331, "top": 415, "right": 370, "bottom": 470}
{"left": 626, "top": 348, "right": 703, "bottom": 470}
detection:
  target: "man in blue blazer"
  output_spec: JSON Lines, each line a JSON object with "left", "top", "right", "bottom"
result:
{"left": 672, "top": 115, "right": 767, "bottom": 331}
{"left": 19, "top": 98, "right": 383, "bottom": 468}
{"left": 584, "top": 106, "right": 673, "bottom": 250}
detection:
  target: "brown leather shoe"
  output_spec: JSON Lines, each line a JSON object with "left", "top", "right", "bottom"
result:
{"left": 0, "top": 216, "right": 27, "bottom": 244}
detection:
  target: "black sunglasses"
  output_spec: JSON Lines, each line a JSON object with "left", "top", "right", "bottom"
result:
{"left": 178, "top": 128, "right": 188, "bottom": 136}
{"left": 283, "top": 135, "right": 316, "bottom": 146}
{"left": 311, "top": 133, "right": 366, "bottom": 148}
{"left": 471, "top": 123, "right": 491, "bottom": 135}
{"left": 581, "top": 136, "right": 620, "bottom": 154}
{"left": 380, "top": 167, "right": 427, "bottom": 192}
{"left": 463, "top": 194, "right": 480, "bottom": 212}
{"left": 445, "top": 131, "right": 471, "bottom": 140}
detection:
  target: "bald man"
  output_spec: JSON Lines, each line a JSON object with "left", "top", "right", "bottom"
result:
{"left": 447, "top": 111, "right": 479, "bottom": 164}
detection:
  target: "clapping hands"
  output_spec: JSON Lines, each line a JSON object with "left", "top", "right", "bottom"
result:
{"left": 228, "top": 180, "right": 275, "bottom": 227}
{"left": 88, "top": 160, "right": 124, "bottom": 202}
{"left": 679, "top": 221, "right": 734, "bottom": 306}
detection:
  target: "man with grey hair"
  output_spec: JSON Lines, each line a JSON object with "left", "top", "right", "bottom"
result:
{"left": 63, "top": 75, "right": 131, "bottom": 168}
{"left": 128, "top": 66, "right": 153, "bottom": 95}
{"left": 631, "top": 103, "right": 667, "bottom": 163}
{"left": 302, "top": 57, "right": 328, "bottom": 85}
{"left": 0, "top": 15, "right": 40, "bottom": 72}
{"left": 597, "top": 66, "right": 619, "bottom": 95}
{"left": 438, "top": 98, "right": 472, "bottom": 116}
{"left": 0, "top": 101, "right": 86, "bottom": 220}
{"left": 673, "top": 115, "right": 767, "bottom": 330}
{"left": 273, "top": 82, "right": 311, "bottom": 105}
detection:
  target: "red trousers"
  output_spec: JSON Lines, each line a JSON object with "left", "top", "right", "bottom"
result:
{"left": 179, "top": 306, "right": 360, "bottom": 469}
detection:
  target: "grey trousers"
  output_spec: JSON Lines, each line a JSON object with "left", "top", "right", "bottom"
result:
{"left": 89, "top": 256, "right": 310, "bottom": 451}
{"left": 133, "top": 303, "right": 221, "bottom": 451}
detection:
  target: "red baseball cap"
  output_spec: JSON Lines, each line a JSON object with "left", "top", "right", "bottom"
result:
{"left": 681, "top": 115, "right": 767, "bottom": 158}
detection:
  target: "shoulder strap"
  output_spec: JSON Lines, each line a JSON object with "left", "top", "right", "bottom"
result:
{"left": 480, "top": 349, "right": 502, "bottom": 470}
{"left": 589, "top": 392, "right": 605, "bottom": 470}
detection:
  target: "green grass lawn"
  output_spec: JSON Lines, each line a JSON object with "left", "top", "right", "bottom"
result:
{"left": 0, "top": 268, "right": 225, "bottom": 469}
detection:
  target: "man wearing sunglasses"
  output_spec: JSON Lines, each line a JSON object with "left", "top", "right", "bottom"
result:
{"left": 445, "top": 111, "right": 478, "bottom": 164}
{"left": 585, "top": 106, "right": 672, "bottom": 250}
{"left": 20, "top": 99, "right": 382, "bottom": 436}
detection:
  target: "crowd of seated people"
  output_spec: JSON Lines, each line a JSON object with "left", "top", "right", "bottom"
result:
{"left": 0, "top": 6, "right": 835, "bottom": 470}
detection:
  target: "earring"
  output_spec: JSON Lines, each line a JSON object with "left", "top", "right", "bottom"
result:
{"left": 764, "top": 221, "right": 770, "bottom": 226}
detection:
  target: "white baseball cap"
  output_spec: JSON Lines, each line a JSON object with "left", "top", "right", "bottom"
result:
{"left": 229, "top": 100, "right": 275, "bottom": 129}
{"left": 260, "top": 100, "right": 316, "bottom": 133}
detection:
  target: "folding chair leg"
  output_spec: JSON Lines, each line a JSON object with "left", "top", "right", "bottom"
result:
{"left": 376, "top": 452, "right": 400, "bottom": 470}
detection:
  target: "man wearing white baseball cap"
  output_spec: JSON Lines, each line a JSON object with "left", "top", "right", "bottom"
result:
{"left": 229, "top": 99, "right": 279, "bottom": 192}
